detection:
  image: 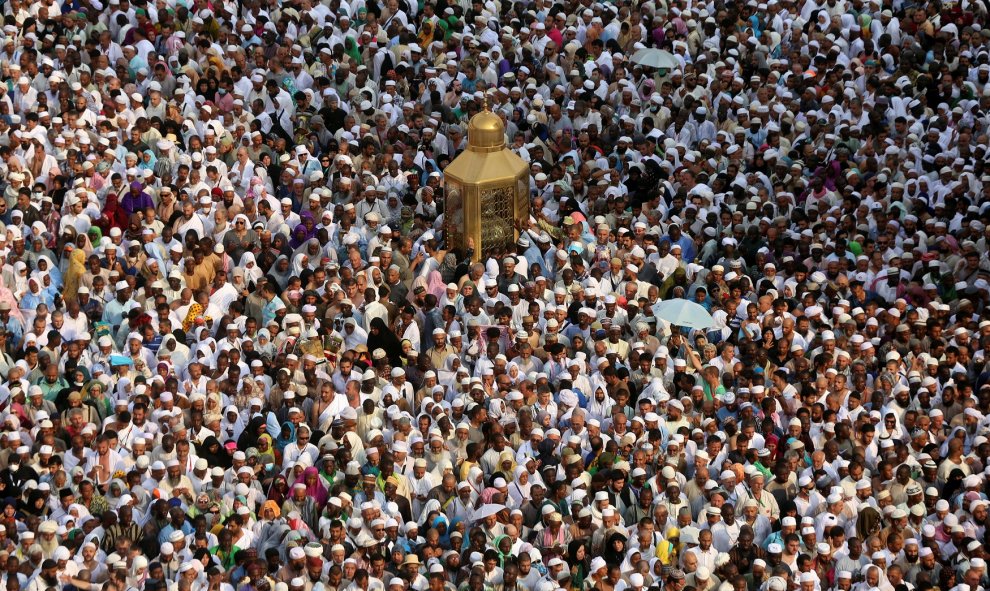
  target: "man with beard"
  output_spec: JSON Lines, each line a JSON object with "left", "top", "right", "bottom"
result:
{"left": 174, "top": 200, "right": 205, "bottom": 239}
{"left": 905, "top": 546, "right": 941, "bottom": 587}
{"left": 277, "top": 547, "right": 307, "bottom": 584}
{"left": 158, "top": 458, "right": 196, "bottom": 506}
{"left": 76, "top": 541, "right": 109, "bottom": 582}
{"left": 26, "top": 559, "right": 59, "bottom": 591}
{"left": 303, "top": 545, "right": 328, "bottom": 585}
{"left": 157, "top": 510, "right": 194, "bottom": 550}
{"left": 895, "top": 538, "right": 921, "bottom": 572}
{"left": 36, "top": 521, "right": 60, "bottom": 560}
{"left": 624, "top": 487, "right": 655, "bottom": 526}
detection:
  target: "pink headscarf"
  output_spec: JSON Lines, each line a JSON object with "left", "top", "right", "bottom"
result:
{"left": 303, "top": 466, "right": 329, "bottom": 506}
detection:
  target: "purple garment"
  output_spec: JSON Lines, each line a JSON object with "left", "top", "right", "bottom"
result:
{"left": 651, "top": 26, "right": 665, "bottom": 47}
{"left": 120, "top": 191, "right": 154, "bottom": 215}
{"left": 288, "top": 212, "right": 317, "bottom": 249}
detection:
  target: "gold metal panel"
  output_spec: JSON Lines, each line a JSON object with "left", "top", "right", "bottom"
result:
{"left": 443, "top": 105, "right": 530, "bottom": 258}
{"left": 445, "top": 184, "right": 465, "bottom": 253}
{"left": 480, "top": 185, "right": 516, "bottom": 258}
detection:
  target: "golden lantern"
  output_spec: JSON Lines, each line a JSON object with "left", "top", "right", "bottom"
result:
{"left": 443, "top": 104, "right": 529, "bottom": 260}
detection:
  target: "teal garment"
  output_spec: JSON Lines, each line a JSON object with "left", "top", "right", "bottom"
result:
{"left": 35, "top": 375, "right": 69, "bottom": 401}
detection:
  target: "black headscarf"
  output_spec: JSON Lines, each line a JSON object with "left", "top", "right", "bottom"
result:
{"left": 196, "top": 436, "right": 232, "bottom": 469}
{"left": 601, "top": 531, "right": 628, "bottom": 566}
{"left": 366, "top": 317, "right": 404, "bottom": 367}
{"left": 238, "top": 416, "right": 268, "bottom": 450}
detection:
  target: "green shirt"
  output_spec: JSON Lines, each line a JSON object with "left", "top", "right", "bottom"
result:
{"left": 210, "top": 544, "right": 241, "bottom": 569}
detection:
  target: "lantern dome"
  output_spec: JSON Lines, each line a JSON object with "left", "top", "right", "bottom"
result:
{"left": 467, "top": 108, "right": 505, "bottom": 152}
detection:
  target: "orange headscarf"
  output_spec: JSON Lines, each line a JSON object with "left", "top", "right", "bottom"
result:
{"left": 261, "top": 499, "right": 281, "bottom": 519}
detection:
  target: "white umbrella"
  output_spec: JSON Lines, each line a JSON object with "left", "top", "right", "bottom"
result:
{"left": 652, "top": 298, "right": 714, "bottom": 330}
{"left": 630, "top": 48, "right": 679, "bottom": 70}
{"left": 473, "top": 504, "right": 507, "bottom": 520}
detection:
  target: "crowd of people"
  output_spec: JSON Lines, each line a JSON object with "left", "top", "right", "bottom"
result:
{"left": 0, "top": 1, "right": 989, "bottom": 591}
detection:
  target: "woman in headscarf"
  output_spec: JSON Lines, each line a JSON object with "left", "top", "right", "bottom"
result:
{"left": 252, "top": 500, "right": 286, "bottom": 553}
{"left": 254, "top": 328, "right": 275, "bottom": 361}
{"left": 508, "top": 466, "right": 532, "bottom": 508}
{"left": 0, "top": 273, "right": 23, "bottom": 329}
{"left": 196, "top": 436, "right": 232, "bottom": 469}
{"left": 35, "top": 254, "right": 61, "bottom": 288}
{"left": 291, "top": 253, "right": 310, "bottom": 278}
{"left": 941, "top": 468, "right": 967, "bottom": 503}
{"left": 491, "top": 534, "right": 514, "bottom": 568}
{"left": 238, "top": 251, "right": 264, "bottom": 285}
{"left": 138, "top": 149, "right": 158, "bottom": 173}
{"left": 418, "top": 499, "right": 442, "bottom": 528}
{"left": 855, "top": 505, "right": 883, "bottom": 541}
{"left": 267, "top": 255, "right": 293, "bottom": 290}
{"left": 237, "top": 414, "right": 267, "bottom": 449}
{"left": 81, "top": 379, "right": 114, "bottom": 423}
{"left": 289, "top": 224, "right": 309, "bottom": 250}
{"left": 181, "top": 301, "right": 205, "bottom": 332}
{"left": 288, "top": 217, "right": 316, "bottom": 250}
{"left": 601, "top": 531, "right": 629, "bottom": 567}
{"left": 274, "top": 421, "right": 297, "bottom": 455}
{"left": 270, "top": 231, "right": 293, "bottom": 258}
{"left": 293, "top": 238, "right": 323, "bottom": 270}
{"left": 568, "top": 541, "right": 590, "bottom": 590}
{"left": 854, "top": 564, "right": 893, "bottom": 591}
{"left": 257, "top": 520, "right": 293, "bottom": 562}
{"left": 105, "top": 479, "right": 129, "bottom": 511}
{"left": 100, "top": 193, "right": 130, "bottom": 232}
{"left": 341, "top": 319, "right": 369, "bottom": 352}
{"left": 219, "top": 406, "right": 246, "bottom": 443}
{"left": 343, "top": 37, "right": 363, "bottom": 65}
{"left": 20, "top": 488, "right": 50, "bottom": 517}
{"left": 267, "top": 474, "right": 290, "bottom": 507}
{"left": 504, "top": 362, "right": 524, "bottom": 387}
{"left": 367, "top": 317, "right": 404, "bottom": 367}
{"left": 24, "top": 231, "right": 52, "bottom": 266}
{"left": 20, "top": 276, "right": 51, "bottom": 314}
{"left": 619, "top": 548, "right": 643, "bottom": 577}
{"left": 342, "top": 431, "right": 366, "bottom": 467}
{"left": 10, "top": 261, "right": 29, "bottom": 299}
{"left": 301, "top": 466, "right": 329, "bottom": 507}
{"left": 706, "top": 309, "right": 732, "bottom": 345}
{"left": 496, "top": 450, "right": 516, "bottom": 480}
{"left": 438, "top": 356, "right": 464, "bottom": 394}
{"left": 256, "top": 434, "right": 277, "bottom": 468}
{"left": 418, "top": 20, "right": 435, "bottom": 49}
{"left": 159, "top": 334, "right": 190, "bottom": 371}
{"left": 487, "top": 397, "right": 507, "bottom": 424}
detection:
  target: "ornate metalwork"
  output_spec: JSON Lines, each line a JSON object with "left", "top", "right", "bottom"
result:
{"left": 480, "top": 186, "right": 515, "bottom": 256}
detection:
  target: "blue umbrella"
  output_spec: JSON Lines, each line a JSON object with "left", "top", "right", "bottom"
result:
{"left": 651, "top": 298, "right": 715, "bottom": 330}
